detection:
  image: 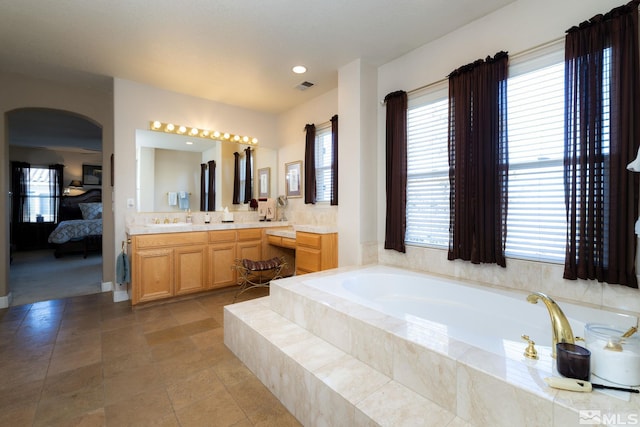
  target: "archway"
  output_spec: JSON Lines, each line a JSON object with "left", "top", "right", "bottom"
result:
{"left": 7, "top": 107, "right": 103, "bottom": 305}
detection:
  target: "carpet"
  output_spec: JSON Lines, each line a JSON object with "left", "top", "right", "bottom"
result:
{"left": 9, "top": 249, "right": 103, "bottom": 306}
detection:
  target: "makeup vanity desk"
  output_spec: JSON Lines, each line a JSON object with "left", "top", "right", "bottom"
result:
{"left": 265, "top": 225, "right": 338, "bottom": 275}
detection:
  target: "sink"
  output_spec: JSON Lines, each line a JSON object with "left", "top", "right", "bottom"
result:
{"left": 146, "top": 222, "right": 189, "bottom": 227}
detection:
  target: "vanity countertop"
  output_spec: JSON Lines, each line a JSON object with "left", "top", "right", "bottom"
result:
{"left": 127, "top": 222, "right": 338, "bottom": 236}
{"left": 127, "top": 221, "right": 290, "bottom": 236}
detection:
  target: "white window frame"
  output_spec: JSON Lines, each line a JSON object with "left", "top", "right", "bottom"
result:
{"left": 314, "top": 124, "right": 333, "bottom": 203}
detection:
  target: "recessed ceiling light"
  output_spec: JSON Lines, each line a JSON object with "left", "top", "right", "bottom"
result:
{"left": 186, "top": 141, "right": 193, "bottom": 145}
{"left": 292, "top": 65, "right": 307, "bottom": 74}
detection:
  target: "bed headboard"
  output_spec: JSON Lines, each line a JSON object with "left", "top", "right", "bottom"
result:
{"left": 59, "top": 189, "right": 102, "bottom": 222}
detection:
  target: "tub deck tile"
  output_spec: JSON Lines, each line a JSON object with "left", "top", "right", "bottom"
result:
{"left": 355, "top": 380, "right": 457, "bottom": 427}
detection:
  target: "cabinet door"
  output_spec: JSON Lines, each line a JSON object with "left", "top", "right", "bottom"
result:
{"left": 295, "top": 246, "right": 321, "bottom": 275}
{"left": 174, "top": 245, "right": 207, "bottom": 296}
{"left": 209, "top": 242, "right": 237, "bottom": 289}
{"left": 237, "top": 240, "right": 262, "bottom": 262}
{"left": 134, "top": 248, "right": 173, "bottom": 304}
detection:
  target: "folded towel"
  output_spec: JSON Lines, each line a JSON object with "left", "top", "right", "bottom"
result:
{"left": 168, "top": 192, "right": 177, "bottom": 206}
{"left": 178, "top": 192, "right": 190, "bottom": 210}
{"left": 116, "top": 251, "right": 130, "bottom": 284}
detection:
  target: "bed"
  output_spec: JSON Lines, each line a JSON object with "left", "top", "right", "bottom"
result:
{"left": 48, "top": 188, "right": 102, "bottom": 258}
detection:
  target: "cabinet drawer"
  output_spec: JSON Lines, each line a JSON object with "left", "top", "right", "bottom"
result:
{"left": 296, "top": 246, "right": 321, "bottom": 272}
{"left": 282, "top": 237, "right": 297, "bottom": 249}
{"left": 134, "top": 232, "right": 208, "bottom": 249}
{"left": 237, "top": 228, "right": 262, "bottom": 241}
{"left": 296, "top": 232, "right": 321, "bottom": 249}
{"left": 267, "top": 235, "right": 282, "bottom": 246}
{"left": 209, "top": 230, "right": 236, "bottom": 243}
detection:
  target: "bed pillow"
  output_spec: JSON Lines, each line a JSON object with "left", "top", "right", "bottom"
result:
{"left": 78, "top": 202, "right": 102, "bottom": 220}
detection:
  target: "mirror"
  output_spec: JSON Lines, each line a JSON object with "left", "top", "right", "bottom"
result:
{"left": 135, "top": 129, "right": 277, "bottom": 212}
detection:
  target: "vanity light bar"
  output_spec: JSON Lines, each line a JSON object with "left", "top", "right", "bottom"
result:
{"left": 149, "top": 121, "right": 258, "bottom": 144}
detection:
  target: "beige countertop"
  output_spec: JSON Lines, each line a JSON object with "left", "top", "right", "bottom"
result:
{"left": 127, "top": 222, "right": 338, "bottom": 236}
{"left": 127, "top": 221, "right": 289, "bottom": 236}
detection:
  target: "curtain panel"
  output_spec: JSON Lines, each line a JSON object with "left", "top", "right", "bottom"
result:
{"left": 447, "top": 51, "right": 509, "bottom": 267}
{"left": 207, "top": 160, "right": 216, "bottom": 211}
{"left": 232, "top": 152, "right": 240, "bottom": 205}
{"left": 50, "top": 164, "right": 64, "bottom": 223}
{"left": 304, "top": 124, "right": 316, "bottom": 204}
{"left": 11, "top": 161, "right": 30, "bottom": 225}
{"left": 244, "top": 148, "right": 252, "bottom": 204}
{"left": 200, "top": 163, "right": 207, "bottom": 211}
{"left": 384, "top": 90, "right": 408, "bottom": 253}
{"left": 330, "top": 115, "right": 339, "bottom": 205}
{"left": 564, "top": 0, "right": 640, "bottom": 288}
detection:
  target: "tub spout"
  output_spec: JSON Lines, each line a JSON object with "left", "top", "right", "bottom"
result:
{"left": 526, "top": 292, "right": 574, "bottom": 358}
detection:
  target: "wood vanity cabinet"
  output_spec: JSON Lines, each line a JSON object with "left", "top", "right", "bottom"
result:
{"left": 132, "top": 231, "right": 208, "bottom": 304}
{"left": 295, "top": 231, "right": 338, "bottom": 275}
{"left": 236, "top": 228, "right": 263, "bottom": 261}
{"left": 208, "top": 230, "right": 237, "bottom": 289}
{"left": 131, "top": 228, "right": 267, "bottom": 305}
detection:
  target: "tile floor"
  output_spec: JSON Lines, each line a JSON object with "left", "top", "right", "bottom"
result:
{"left": 0, "top": 287, "right": 301, "bottom": 427}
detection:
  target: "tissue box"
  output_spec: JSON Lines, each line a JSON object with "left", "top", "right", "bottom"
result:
{"left": 222, "top": 211, "right": 234, "bottom": 223}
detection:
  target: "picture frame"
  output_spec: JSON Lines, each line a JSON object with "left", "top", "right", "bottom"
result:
{"left": 82, "top": 164, "right": 102, "bottom": 186}
{"left": 258, "top": 167, "right": 270, "bottom": 198}
{"left": 285, "top": 161, "right": 303, "bottom": 198}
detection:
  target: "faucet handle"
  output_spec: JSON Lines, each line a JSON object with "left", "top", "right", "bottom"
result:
{"left": 521, "top": 334, "right": 539, "bottom": 360}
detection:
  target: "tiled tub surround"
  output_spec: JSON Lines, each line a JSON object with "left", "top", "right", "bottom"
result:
{"left": 225, "top": 265, "right": 640, "bottom": 426}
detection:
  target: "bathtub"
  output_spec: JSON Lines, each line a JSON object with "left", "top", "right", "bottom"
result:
{"left": 301, "top": 265, "right": 635, "bottom": 359}
{"left": 228, "top": 264, "right": 640, "bottom": 426}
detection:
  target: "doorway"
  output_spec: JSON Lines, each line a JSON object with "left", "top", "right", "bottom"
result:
{"left": 8, "top": 108, "right": 103, "bottom": 306}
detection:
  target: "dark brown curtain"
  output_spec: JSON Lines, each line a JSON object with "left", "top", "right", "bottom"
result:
{"left": 49, "top": 164, "right": 64, "bottom": 222}
{"left": 330, "top": 115, "right": 339, "bottom": 205}
{"left": 384, "top": 90, "right": 407, "bottom": 253}
{"left": 564, "top": 1, "right": 640, "bottom": 288}
{"left": 304, "top": 124, "right": 316, "bottom": 204}
{"left": 11, "top": 161, "right": 29, "bottom": 225}
{"left": 244, "top": 147, "right": 252, "bottom": 204}
{"left": 232, "top": 152, "right": 240, "bottom": 205}
{"left": 200, "top": 163, "right": 207, "bottom": 211}
{"left": 207, "top": 160, "right": 216, "bottom": 211}
{"left": 447, "top": 51, "right": 509, "bottom": 267}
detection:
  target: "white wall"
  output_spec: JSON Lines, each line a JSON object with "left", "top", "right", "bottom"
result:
{"left": 376, "top": 0, "right": 640, "bottom": 315}
{"left": 276, "top": 88, "right": 339, "bottom": 226}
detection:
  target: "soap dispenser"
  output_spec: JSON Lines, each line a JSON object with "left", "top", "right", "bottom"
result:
{"left": 204, "top": 212, "right": 210, "bottom": 224}
{"left": 186, "top": 209, "right": 192, "bottom": 224}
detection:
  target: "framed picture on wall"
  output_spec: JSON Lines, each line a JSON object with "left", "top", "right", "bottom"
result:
{"left": 82, "top": 164, "right": 102, "bottom": 186}
{"left": 258, "top": 167, "right": 270, "bottom": 198}
{"left": 285, "top": 161, "right": 302, "bottom": 198}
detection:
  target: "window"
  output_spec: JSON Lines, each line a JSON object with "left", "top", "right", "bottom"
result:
{"left": 405, "top": 86, "right": 449, "bottom": 247}
{"left": 404, "top": 43, "right": 589, "bottom": 264}
{"left": 25, "top": 167, "right": 57, "bottom": 223}
{"left": 505, "top": 48, "right": 567, "bottom": 263}
{"left": 314, "top": 125, "right": 333, "bottom": 202}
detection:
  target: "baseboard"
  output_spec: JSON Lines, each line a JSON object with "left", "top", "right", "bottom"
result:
{"left": 113, "top": 288, "right": 129, "bottom": 302}
{"left": 0, "top": 292, "right": 12, "bottom": 309}
{"left": 101, "top": 281, "right": 112, "bottom": 293}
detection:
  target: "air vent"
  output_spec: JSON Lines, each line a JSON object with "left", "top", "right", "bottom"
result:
{"left": 295, "top": 81, "right": 314, "bottom": 91}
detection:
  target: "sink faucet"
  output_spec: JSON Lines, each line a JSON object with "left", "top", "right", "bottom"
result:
{"left": 526, "top": 292, "right": 575, "bottom": 358}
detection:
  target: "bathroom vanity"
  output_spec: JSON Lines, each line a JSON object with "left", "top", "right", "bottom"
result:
{"left": 127, "top": 223, "right": 338, "bottom": 305}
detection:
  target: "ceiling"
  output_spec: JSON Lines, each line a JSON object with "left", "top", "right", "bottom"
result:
{"left": 1, "top": 0, "right": 515, "bottom": 114}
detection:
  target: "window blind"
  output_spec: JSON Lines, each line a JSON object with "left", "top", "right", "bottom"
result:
{"left": 405, "top": 88, "right": 449, "bottom": 247}
{"left": 505, "top": 55, "right": 566, "bottom": 262}
{"left": 315, "top": 125, "right": 333, "bottom": 202}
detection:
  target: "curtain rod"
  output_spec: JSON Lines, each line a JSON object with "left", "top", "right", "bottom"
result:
{"left": 380, "top": 36, "right": 565, "bottom": 105}
{"left": 303, "top": 119, "right": 331, "bottom": 132}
